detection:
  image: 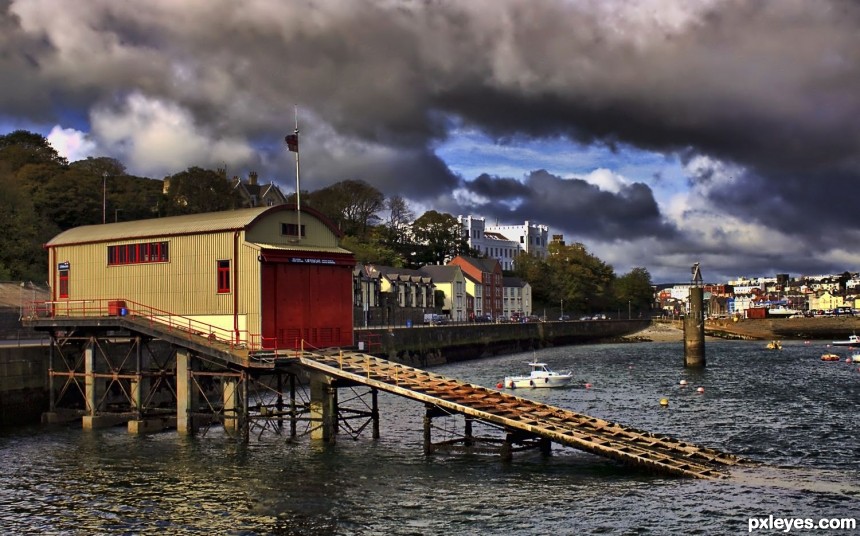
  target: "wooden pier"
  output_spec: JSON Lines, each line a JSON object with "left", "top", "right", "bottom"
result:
{"left": 277, "top": 349, "right": 745, "bottom": 479}
{"left": 24, "top": 311, "right": 746, "bottom": 479}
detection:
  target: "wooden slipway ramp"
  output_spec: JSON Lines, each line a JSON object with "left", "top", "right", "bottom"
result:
{"left": 281, "top": 349, "right": 746, "bottom": 479}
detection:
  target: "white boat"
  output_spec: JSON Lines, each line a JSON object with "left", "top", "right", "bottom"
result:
{"left": 852, "top": 353, "right": 860, "bottom": 363}
{"left": 832, "top": 334, "right": 860, "bottom": 346}
{"left": 766, "top": 306, "right": 802, "bottom": 318}
{"left": 504, "top": 360, "right": 572, "bottom": 389}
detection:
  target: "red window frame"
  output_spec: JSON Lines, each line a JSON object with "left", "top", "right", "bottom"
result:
{"left": 217, "top": 260, "right": 231, "bottom": 293}
{"left": 58, "top": 269, "right": 69, "bottom": 299}
{"left": 108, "top": 241, "right": 169, "bottom": 266}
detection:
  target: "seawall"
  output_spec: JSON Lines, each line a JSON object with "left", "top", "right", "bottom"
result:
{"left": 358, "top": 319, "right": 650, "bottom": 368}
{"left": 0, "top": 345, "right": 50, "bottom": 427}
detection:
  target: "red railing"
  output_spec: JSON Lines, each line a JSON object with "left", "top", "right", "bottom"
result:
{"left": 24, "top": 298, "right": 273, "bottom": 353}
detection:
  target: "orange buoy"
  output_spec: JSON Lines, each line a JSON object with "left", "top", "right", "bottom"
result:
{"left": 497, "top": 382, "right": 503, "bottom": 389}
{"left": 697, "top": 387, "right": 704, "bottom": 393}
{"left": 585, "top": 382, "right": 592, "bottom": 389}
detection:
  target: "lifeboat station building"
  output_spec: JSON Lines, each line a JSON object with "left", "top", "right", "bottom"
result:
{"left": 44, "top": 205, "right": 356, "bottom": 350}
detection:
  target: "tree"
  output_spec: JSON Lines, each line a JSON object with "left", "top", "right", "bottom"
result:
{"left": 545, "top": 241, "right": 616, "bottom": 315}
{"left": 614, "top": 267, "right": 654, "bottom": 317}
{"left": 377, "top": 194, "right": 415, "bottom": 261}
{"left": 160, "top": 167, "right": 243, "bottom": 215}
{"left": 341, "top": 235, "right": 402, "bottom": 267}
{"left": 411, "top": 210, "right": 469, "bottom": 266}
{"left": 0, "top": 130, "right": 68, "bottom": 170}
{"left": 306, "top": 180, "right": 384, "bottom": 237}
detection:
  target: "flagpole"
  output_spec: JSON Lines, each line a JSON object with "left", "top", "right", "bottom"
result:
{"left": 294, "top": 105, "right": 301, "bottom": 240}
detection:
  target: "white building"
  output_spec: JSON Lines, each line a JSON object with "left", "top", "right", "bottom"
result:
{"left": 458, "top": 215, "right": 549, "bottom": 271}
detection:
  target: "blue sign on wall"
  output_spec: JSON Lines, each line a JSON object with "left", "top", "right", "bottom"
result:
{"left": 58, "top": 262, "right": 70, "bottom": 271}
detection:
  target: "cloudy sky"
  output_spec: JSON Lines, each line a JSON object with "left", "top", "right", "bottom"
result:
{"left": 2, "top": 0, "right": 859, "bottom": 284}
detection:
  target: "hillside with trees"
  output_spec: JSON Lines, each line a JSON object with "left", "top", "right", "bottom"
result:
{"left": 0, "top": 130, "right": 654, "bottom": 317}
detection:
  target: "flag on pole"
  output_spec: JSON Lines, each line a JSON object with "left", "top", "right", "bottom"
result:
{"left": 285, "top": 134, "right": 299, "bottom": 153}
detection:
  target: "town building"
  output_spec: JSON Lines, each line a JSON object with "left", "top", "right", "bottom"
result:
{"left": 418, "top": 265, "right": 468, "bottom": 322}
{"left": 232, "top": 171, "right": 289, "bottom": 207}
{"left": 457, "top": 215, "right": 549, "bottom": 271}
{"left": 363, "top": 265, "right": 435, "bottom": 327}
{"left": 448, "top": 255, "right": 503, "bottom": 320}
{"left": 502, "top": 276, "right": 532, "bottom": 319}
{"left": 44, "top": 204, "right": 355, "bottom": 349}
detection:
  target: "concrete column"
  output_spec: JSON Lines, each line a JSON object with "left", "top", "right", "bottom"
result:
{"left": 309, "top": 373, "right": 335, "bottom": 442}
{"left": 223, "top": 377, "right": 238, "bottom": 434}
{"left": 84, "top": 340, "right": 97, "bottom": 417}
{"left": 684, "top": 287, "right": 706, "bottom": 367}
{"left": 176, "top": 349, "right": 195, "bottom": 435}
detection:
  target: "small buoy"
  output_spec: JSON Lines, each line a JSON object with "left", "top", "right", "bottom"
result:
{"left": 679, "top": 379, "right": 688, "bottom": 387}
{"left": 847, "top": 358, "right": 852, "bottom": 363}
{"left": 497, "top": 382, "right": 503, "bottom": 389}
{"left": 659, "top": 398, "right": 669, "bottom": 407}
{"left": 697, "top": 387, "right": 704, "bottom": 393}
{"left": 584, "top": 382, "right": 592, "bottom": 389}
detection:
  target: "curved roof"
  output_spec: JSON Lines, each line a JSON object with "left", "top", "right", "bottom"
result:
{"left": 46, "top": 204, "right": 342, "bottom": 247}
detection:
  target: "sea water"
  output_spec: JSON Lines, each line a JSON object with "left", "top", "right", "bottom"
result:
{"left": 1, "top": 340, "right": 858, "bottom": 535}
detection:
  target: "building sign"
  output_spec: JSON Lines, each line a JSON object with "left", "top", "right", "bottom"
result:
{"left": 289, "top": 257, "right": 336, "bottom": 265}
{"left": 58, "top": 261, "right": 70, "bottom": 270}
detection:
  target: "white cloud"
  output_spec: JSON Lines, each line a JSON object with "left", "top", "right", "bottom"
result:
{"left": 47, "top": 125, "right": 98, "bottom": 162}
{"left": 90, "top": 92, "right": 255, "bottom": 177}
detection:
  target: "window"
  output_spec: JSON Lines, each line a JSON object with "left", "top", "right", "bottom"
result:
{"left": 281, "top": 223, "right": 306, "bottom": 237}
{"left": 217, "top": 260, "right": 231, "bottom": 293}
{"left": 108, "top": 241, "right": 169, "bottom": 265}
{"left": 59, "top": 269, "right": 69, "bottom": 299}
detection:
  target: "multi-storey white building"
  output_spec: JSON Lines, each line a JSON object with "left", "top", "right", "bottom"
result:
{"left": 457, "top": 215, "right": 549, "bottom": 271}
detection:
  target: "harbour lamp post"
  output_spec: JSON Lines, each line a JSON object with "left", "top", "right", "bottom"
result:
{"left": 628, "top": 300, "right": 631, "bottom": 320}
{"left": 102, "top": 171, "right": 107, "bottom": 224}
{"left": 560, "top": 299, "right": 564, "bottom": 320}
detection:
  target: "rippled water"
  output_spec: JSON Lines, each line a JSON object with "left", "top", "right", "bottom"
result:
{"left": 2, "top": 340, "right": 859, "bottom": 535}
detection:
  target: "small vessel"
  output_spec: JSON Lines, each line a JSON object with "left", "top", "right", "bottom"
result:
{"left": 852, "top": 353, "right": 860, "bottom": 363}
{"left": 820, "top": 353, "right": 841, "bottom": 362}
{"left": 765, "top": 340, "right": 782, "bottom": 350}
{"left": 831, "top": 334, "right": 860, "bottom": 346}
{"left": 504, "top": 360, "right": 572, "bottom": 389}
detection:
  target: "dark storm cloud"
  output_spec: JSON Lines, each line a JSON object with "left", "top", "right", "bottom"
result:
{"left": 3, "top": 0, "right": 860, "bottom": 281}
{"left": 463, "top": 170, "right": 678, "bottom": 242}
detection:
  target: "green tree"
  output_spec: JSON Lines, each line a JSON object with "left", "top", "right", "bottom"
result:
{"left": 614, "top": 267, "right": 654, "bottom": 317}
{"left": 341, "top": 234, "right": 402, "bottom": 266}
{"left": 545, "top": 241, "right": 616, "bottom": 316}
{"left": 410, "top": 210, "right": 469, "bottom": 267}
{"left": 160, "top": 167, "right": 243, "bottom": 215}
{"left": 0, "top": 130, "right": 67, "bottom": 170}
{"left": 306, "top": 180, "right": 384, "bottom": 237}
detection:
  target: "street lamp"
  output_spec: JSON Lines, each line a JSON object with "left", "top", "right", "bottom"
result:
{"left": 628, "top": 300, "right": 631, "bottom": 320}
{"left": 102, "top": 171, "right": 108, "bottom": 224}
{"left": 560, "top": 298, "right": 564, "bottom": 321}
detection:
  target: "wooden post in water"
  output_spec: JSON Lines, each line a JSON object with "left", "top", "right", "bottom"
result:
{"left": 684, "top": 269, "right": 706, "bottom": 367}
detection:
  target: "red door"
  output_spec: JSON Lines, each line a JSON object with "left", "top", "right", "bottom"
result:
{"left": 261, "top": 261, "right": 353, "bottom": 350}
